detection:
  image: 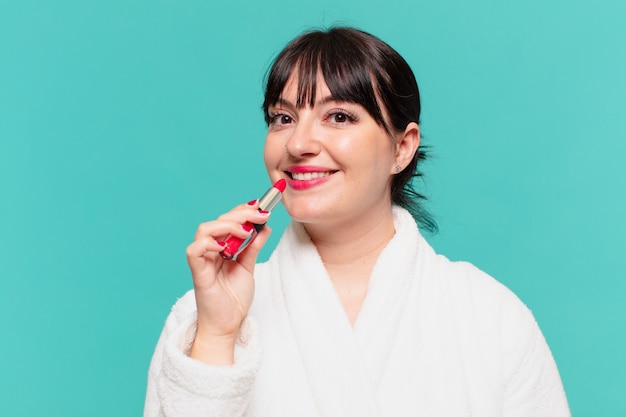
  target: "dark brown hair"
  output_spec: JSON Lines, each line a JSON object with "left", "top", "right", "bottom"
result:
{"left": 263, "top": 27, "right": 436, "bottom": 233}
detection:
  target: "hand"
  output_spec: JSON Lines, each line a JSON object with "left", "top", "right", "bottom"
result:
{"left": 185, "top": 201, "right": 271, "bottom": 364}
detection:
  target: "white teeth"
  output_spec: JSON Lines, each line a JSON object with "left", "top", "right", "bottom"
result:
{"left": 291, "top": 171, "right": 333, "bottom": 181}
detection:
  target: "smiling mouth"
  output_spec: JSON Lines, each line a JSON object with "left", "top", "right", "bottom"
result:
{"left": 288, "top": 171, "right": 336, "bottom": 181}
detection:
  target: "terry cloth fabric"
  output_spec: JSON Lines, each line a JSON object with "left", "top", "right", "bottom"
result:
{"left": 145, "top": 206, "right": 570, "bottom": 417}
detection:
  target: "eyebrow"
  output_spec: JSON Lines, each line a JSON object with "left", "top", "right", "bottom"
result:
{"left": 272, "top": 95, "right": 349, "bottom": 109}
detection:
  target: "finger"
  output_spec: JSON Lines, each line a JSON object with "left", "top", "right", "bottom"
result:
{"left": 215, "top": 200, "right": 262, "bottom": 222}
{"left": 186, "top": 237, "right": 226, "bottom": 259}
{"left": 217, "top": 207, "right": 270, "bottom": 226}
{"left": 195, "top": 211, "right": 270, "bottom": 240}
{"left": 236, "top": 225, "right": 272, "bottom": 273}
{"left": 194, "top": 219, "right": 256, "bottom": 241}
{"left": 186, "top": 239, "right": 226, "bottom": 279}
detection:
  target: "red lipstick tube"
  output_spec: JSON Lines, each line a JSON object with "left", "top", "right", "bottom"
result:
{"left": 219, "top": 179, "right": 286, "bottom": 260}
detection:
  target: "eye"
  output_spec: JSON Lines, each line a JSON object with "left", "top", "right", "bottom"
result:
{"left": 331, "top": 112, "right": 348, "bottom": 123}
{"left": 268, "top": 111, "right": 295, "bottom": 127}
{"left": 326, "top": 109, "right": 358, "bottom": 124}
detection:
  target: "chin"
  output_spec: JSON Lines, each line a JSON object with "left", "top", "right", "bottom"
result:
{"left": 284, "top": 202, "right": 332, "bottom": 225}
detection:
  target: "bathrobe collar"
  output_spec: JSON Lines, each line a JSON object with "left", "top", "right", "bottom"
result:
{"left": 268, "top": 206, "right": 425, "bottom": 417}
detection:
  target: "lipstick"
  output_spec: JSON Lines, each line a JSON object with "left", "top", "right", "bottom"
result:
{"left": 286, "top": 166, "right": 336, "bottom": 190}
{"left": 219, "top": 179, "right": 286, "bottom": 260}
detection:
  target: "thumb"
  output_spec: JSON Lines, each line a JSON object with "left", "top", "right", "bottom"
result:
{"left": 236, "top": 225, "right": 272, "bottom": 272}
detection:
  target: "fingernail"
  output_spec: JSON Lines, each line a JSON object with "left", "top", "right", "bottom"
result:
{"left": 242, "top": 223, "right": 254, "bottom": 232}
{"left": 259, "top": 210, "right": 269, "bottom": 215}
{"left": 215, "top": 240, "right": 226, "bottom": 247}
{"left": 247, "top": 199, "right": 257, "bottom": 206}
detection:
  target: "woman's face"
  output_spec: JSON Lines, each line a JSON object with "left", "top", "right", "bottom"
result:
{"left": 263, "top": 73, "right": 399, "bottom": 227}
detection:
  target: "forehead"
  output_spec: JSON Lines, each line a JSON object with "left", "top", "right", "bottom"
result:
{"left": 278, "top": 70, "right": 332, "bottom": 102}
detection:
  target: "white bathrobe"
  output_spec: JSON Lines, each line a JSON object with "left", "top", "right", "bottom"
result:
{"left": 144, "top": 207, "right": 570, "bottom": 417}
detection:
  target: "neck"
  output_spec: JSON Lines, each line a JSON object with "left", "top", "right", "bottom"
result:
{"left": 302, "top": 205, "right": 396, "bottom": 326}
{"left": 303, "top": 205, "right": 396, "bottom": 277}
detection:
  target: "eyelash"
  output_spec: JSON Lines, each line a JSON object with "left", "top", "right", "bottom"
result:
{"left": 267, "top": 107, "right": 359, "bottom": 126}
{"left": 268, "top": 112, "right": 293, "bottom": 125}
{"left": 325, "top": 109, "right": 358, "bottom": 124}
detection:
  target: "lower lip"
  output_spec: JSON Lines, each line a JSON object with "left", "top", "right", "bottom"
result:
{"left": 287, "top": 174, "right": 334, "bottom": 190}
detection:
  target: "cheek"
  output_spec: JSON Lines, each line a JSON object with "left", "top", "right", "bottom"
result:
{"left": 333, "top": 134, "right": 374, "bottom": 168}
{"left": 263, "top": 137, "right": 279, "bottom": 171}
{"left": 334, "top": 131, "right": 394, "bottom": 170}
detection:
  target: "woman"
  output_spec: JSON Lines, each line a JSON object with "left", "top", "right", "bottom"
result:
{"left": 144, "top": 27, "right": 570, "bottom": 417}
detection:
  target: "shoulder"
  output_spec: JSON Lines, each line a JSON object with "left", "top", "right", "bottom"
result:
{"left": 424, "top": 247, "right": 537, "bottom": 337}
{"left": 433, "top": 253, "right": 531, "bottom": 318}
{"left": 433, "top": 254, "right": 542, "bottom": 374}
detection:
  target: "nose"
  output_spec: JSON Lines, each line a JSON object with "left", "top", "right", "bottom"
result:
{"left": 284, "top": 115, "right": 321, "bottom": 159}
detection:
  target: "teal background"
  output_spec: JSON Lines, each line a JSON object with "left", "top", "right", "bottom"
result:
{"left": 1, "top": 0, "right": 624, "bottom": 415}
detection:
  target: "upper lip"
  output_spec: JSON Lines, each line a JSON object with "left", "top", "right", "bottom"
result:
{"left": 285, "top": 165, "right": 338, "bottom": 174}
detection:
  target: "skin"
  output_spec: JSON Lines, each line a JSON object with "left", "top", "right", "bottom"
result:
{"left": 189, "top": 73, "right": 420, "bottom": 365}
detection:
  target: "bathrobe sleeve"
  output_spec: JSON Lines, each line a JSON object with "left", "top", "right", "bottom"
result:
{"left": 501, "top": 308, "right": 570, "bottom": 417}
{"left": 144, "top": 290, "right": 261, "bottom": 417}
{"left": 464, "top": 260, "right": 571, "bottom": 417}
{"left": 437, "top": 259, "right": 570, "bottom": 417}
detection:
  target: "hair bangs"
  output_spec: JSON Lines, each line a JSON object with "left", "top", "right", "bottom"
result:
{"left": 263, "top": 30, "right": 387, "bottom": 130}
{"left": 318, "top": 46, "right": 387, "bottom": 130}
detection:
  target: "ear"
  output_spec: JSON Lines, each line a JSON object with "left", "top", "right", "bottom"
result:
{"left": 391, "top": 122, "right": 420, "bottom": 174}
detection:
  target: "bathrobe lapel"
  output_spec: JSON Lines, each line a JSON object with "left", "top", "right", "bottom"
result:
{"left": 353, "top": 207, "right": 424, "bottom": 391}
{"left": 274, "top": 207, "right": 422, "bottom": 417}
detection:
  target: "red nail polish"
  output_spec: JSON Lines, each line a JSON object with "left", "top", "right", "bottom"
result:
{"left": 221, "top": 222, "right": 257, "bottom": 260}
{"left": 220, "top": 179, "right": 286, "bottom": 260}
{"left": 215, "top": 240, "right": 226, "bottom": 247}
{"left": 259, "top": 210, "right": 269, "bottom": 214}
